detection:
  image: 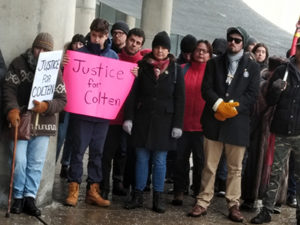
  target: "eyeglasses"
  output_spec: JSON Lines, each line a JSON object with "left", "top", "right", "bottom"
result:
{"left": 112, "top": 31, "right": 125, "bottom": 37}
{"left": 195, "top": 48, "right": 209, "bottom": 54}
{"left": 227, "top": 37, "right": 243, "bottom": 44}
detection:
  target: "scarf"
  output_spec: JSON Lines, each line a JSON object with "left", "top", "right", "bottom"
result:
{"left": 226, "top": 49, "right": 244, "bottom": 85}
{"left": 147, "top": 57, "right": 170, "bottom": 79}
{"left": 118, "top": 48, "right": 143, "bottom": 63}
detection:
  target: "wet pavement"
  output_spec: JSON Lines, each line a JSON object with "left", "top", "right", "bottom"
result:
{"left": 0, "top": 160, "right": 297, "bottom": 225}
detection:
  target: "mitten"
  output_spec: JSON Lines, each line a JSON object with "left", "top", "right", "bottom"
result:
{"left": 216, "top": 101, "right": 239, "bottom": 118}
{"left": 171, "top": 128, "right": 182, "bottom": 139}
{"left": 32, "top": 100, "right": 49, "bottom": 113}
{"left": 123, "top": 120, "right": 133, "bottom": 135}
{"left": 7, "top": 108, "right": 20, "bottom": 127}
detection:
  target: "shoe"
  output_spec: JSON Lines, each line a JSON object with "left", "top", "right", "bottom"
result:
{"left": 143, "top": 184, "right": 151, "bottom": 192}
{"left": 187, "top": 204, "right": 207, "bottom": 217}
{"left": 240, "top": 200, "right": 255, "bottom": 212}
{"left": 112, "top": 182, "right": 127, "bottom": 196}
{"left": 124, "top": 190, "right": 143, "bottom": 209}
{"left": 153, "top": 191, "right": 165, "bottom": 213}
{"left": 250, "top": 207, "right": 271, "bottom": 224}
{"left": 228, "top": 205, "right": 244, "bottom": 222}
{"left": 60, "top": 165, "right": 69, "bottom": 179}
{"left": 172, "top": 192, "right": 183, "bottom": 206}
{"left": 11, "top": 198, "right": 23, "bottom": 214}
{"left": 86, "top": 183, "right": 110, "bottom": 207}
{"left": 287, "top": 195, "right": 298, "bottom": 208}
{"left": 273, "top": 203, "right": 281, "bottom": 214}
{"left": 23, "top": 197, "right": 41, "bottom": 216}
{"left": 65, "top": 182, "right": 79, "bottom": 206}
{"left": 216, "top": 179, "right": 226, "bottom": 197}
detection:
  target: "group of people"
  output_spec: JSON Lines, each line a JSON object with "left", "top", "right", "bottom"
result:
{"left": 1, "top": 16, "right": 300, "bottom": 225}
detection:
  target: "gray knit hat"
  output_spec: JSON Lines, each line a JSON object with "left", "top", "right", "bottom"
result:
{"left": 32, "top": 32, "right": 54, "bottom": 51}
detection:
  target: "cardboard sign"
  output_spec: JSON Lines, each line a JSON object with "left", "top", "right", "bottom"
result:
{"left": 63, "top": 50, "right": 136, "bottom": 119}
{"left": 28, "top": 50, "right": 63, "bottom": 109}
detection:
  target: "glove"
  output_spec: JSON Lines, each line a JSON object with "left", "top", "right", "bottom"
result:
{"left": 123, "top": 120, "right": 133, "bottom": 135}
{"left": 272, "top": 79, "right": 287, "bottom": 91}
{"left": 216, "top": 101, "right": 239, "bottom": 119}
{"left": 171, "top": 128, "right": 182, "bottom": 139}
{"left": 32, "top": 100, "right": 49, "bottom": 113}
{"left": 7, "top": 108, "right": 20, "bottom": 128}
{"left": 214, "top": 112, "right": 226, "bottom": 121}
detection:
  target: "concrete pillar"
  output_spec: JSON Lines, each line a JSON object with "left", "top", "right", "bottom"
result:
{"left": 141, "top": 0, "right": 173, "bottom": 49}
{"left": 0, "top": 0, "right": 76, "bottom": 207}
{"left": 75, "top": 0, "right": 96, "bottom": 35}
{"left": 126, "top": 15, "right": 136, "bottom": 29}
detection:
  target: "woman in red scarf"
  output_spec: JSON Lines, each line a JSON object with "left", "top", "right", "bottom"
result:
{"left": 172, "top": 40, "right": 213, "bottom": 205}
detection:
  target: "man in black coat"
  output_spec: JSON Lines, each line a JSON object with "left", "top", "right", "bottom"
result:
{"left": 188, "top": 26, "right": 260, "bottom": 223}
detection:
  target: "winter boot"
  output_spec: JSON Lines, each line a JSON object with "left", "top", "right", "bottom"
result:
{"left": 85, "top": 183, "right": 110, "bottom": 207}
{"left": 250, "top": 207, "right": 272, "bottom": 224}
{"left": 65, "top": 182, "right": 79, "bottom": 206}
{"left": 23, "top": 197, "right": 41, "bottom": 216}
{"left": 153, "top": 191, "right": 165, "bottom": 213}
{"left": 124, "top": 190, "right": 143, "bottom": 209}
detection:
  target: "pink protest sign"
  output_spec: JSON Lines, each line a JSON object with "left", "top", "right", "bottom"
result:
{"left": 63, "top": 50, "right": 136, "bottom": 119}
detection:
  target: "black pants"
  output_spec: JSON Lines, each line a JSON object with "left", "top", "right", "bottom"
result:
{"left": 174, "top": 131, "right": 204, "bottom": 194}
{"left": 101, "top": 125, "right": 127, "bottom": 192}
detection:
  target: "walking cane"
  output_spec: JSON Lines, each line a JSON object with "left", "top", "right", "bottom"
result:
{"left": 5, "top": 124, "right": 18, "bottom": 218}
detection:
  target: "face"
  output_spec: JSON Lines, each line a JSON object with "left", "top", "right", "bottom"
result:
{"left": 254, "top": 46, "right": 267, "bottom": 63}
{"left": 90, "top": 30, "right": 108, "bottom": 49}
{"left": 227, "top": 33, "right": 243, "bottom": 54}
{"left": 33, "top": 47, "right": 48, "bottom": 59}
{"left": 112, "top": 29, "right": 127, "bottom": 47}
{"left": 192, "top": 42, "right": 211, "bottom": 63}
{"left": 182, "top": 52, "right": 192, "bottom": 62}
{"left": 125, "top": 34, "right": 144, "bottom": 55}
{"left": 71, "top": 41, "right": 84, "bottom": 51}
{"left": 152, "top": 46, "right": 169, "bottom": 61}
{"left": 247, "top": 43, "right": 256, "bottom": 52}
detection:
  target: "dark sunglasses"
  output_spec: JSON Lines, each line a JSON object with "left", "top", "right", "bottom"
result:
{"left": 227, "top": 37, "right": 243, "bottom": 44}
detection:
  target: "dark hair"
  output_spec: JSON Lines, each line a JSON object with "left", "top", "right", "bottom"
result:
{"left": 252, "top": 43, "right": 269, "bottom": 62}
{"left": 192, "top": 40, "right": 213, "bottom": 60}
{"left": 127, "top": 28, "right": 146, "bottom": 45}
{"left": 90, "top": 18, "right": 109, "bottom": 33}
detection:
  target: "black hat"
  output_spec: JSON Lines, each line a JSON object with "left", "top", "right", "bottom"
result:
{"left": 111, "top": 21, "right": 129, "bottom": 35}
{"left": 152, "top": 31, "right": 171, "bottom": 51}
{"left": 180, "top": 34, "right": 197, "bottom": 53}
{"left": 212, "top": 38, "right": 227, "bottom": 55}
{"left": 71, "top": 34, "right": 86, "bottom": 45}
{"left": 227, "top": 26, "right": 249, "bottom": 46}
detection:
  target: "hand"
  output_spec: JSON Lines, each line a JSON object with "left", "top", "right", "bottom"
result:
{"left": 123, "top": 120, "right": 133, "bottom": 135}
{"left": 7, "top": 108, "right": 20, "bottom": 128}
{"left": 272, "top": 78, "right": 287, "bottom": 91}
{"left": 214, "top": 112, "right": 226, "bottom": 121}
{"left": 62, "top": 54, "right": 69, "bottom": 67}
{"left": 32, "top": 100, "right": 49, "bottom": 113}
{"left": 171, "top": 128, "right": 182, "bottom": 139}
{"left": 131, "top": 67, "right": 139, "bottom": 77}
{"left": 216, "top": 101, "right": 239, "bottom": 119}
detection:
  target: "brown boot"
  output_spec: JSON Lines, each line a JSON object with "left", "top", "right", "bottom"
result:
{"left": 86, "top": 183, "right": 110, "bottom": 207}
{"left": 65, "top": 182, "right": 79, "bottom": 206}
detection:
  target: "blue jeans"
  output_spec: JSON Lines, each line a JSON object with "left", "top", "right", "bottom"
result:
{"left": 56, "top": 112, "right": 70, "bottom": 163}
{"left": 9, "top": 136, "right": 50, "bottom": 199}
{"left": 135, "top": 148, "right": 167, "bottom": 192}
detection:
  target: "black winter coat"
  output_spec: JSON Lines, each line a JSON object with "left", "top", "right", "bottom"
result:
{"left": 201, "top": 53, "right": 260, "bottom": 147}
{"left": 267, "top": 58, "right": 300, "bottom": 136}
{"left": 125, "top": 54, "right": 185, "bottom": 151}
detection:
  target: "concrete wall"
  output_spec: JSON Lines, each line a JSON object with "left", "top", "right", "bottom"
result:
{"left": 0, "top": 0, "right": 76, "bottom": 207}
{"left": 75, "top": 0, "right": 96, "bottom": 35}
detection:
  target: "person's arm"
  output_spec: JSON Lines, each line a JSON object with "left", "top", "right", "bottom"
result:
{"left": 289, "top": 16, "right": 300, "bottom": 57}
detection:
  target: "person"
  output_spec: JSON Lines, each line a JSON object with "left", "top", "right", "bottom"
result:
{"left": 123, "top": 31, "right": 185, "bottom": 213}
{"left": 212, "top": 38, "right": 227, "bottom": 57}
{"left": 3, "top": 32, "right": 67, "bottom": 216}
{"left": 250, "top": 39, "right": 300, "bottom": 224}
{"left": 252, "top": 43, "right": 269, "bottom": 71}
{"left": 188, "top": 26, "right": 260, "bottom": 223}
{"left": 172, "top": 40, "right": 212, "bottom": 205}
{"left": 0, "top": 49, "right": 7, "bottom": 132}
{"left": 176, "top": 34, "right": 197, "bottom": 64}
{"left": 111, "top": 21, "right": 129, "bottom": 53}
{"left": 245, "top": 36, "right": 257, "bottom": 52}
{"left": 65, "top": 18, "right": 118, "bottom": 208}
{"left": 56, "top": 34, "right": 86, "bottom": 178}
{"left": 101, "top": 28, "right": 145, "bottom": 199}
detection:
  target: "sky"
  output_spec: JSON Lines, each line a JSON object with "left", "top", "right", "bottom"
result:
{"left": 243, "top": 0, "right": 300, "bottom": 34}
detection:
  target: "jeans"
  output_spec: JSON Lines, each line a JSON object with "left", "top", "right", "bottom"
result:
{"left": 9, "top": 136, "right": 50, "bottom": 199}
{"left": 135, "top": 148, "right": 167, "bottom": 192}
{"left": 56, "top": 112, "right": 70, "bottom": 164}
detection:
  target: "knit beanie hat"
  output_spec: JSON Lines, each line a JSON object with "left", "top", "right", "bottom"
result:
{"left": 227, "top": 26, "right": 249, "bottom": 47}
{"left": 71, "top": 34, "right": 86, "bottom": 45}
{"left": 152, "top": 31, "right": 171, "bottom": 51}
{"left": 180, "top": 34, "right": 197, "bottom": 53}
{"left": 212, "top": 38, "right": 227, "bottom": 55}
{"left": 111, "top": 21, "right": 129, "bottom": 35}
{"left": 32, "top": 32, "right": 54, "bottom": 51}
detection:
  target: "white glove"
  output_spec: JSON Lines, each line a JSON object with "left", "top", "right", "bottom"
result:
{"left": 123, "top": 120, "right": 133, "bottom": 135}
{"left": 171, "top": 128, "right": 182, "bottom": 139}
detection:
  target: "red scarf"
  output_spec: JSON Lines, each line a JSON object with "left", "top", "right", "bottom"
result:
{"left": 118, "top": 48, "right": 143, "bottom": 63}
{"left": 148, "top": 57, "right": 170, "bottom": 79}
